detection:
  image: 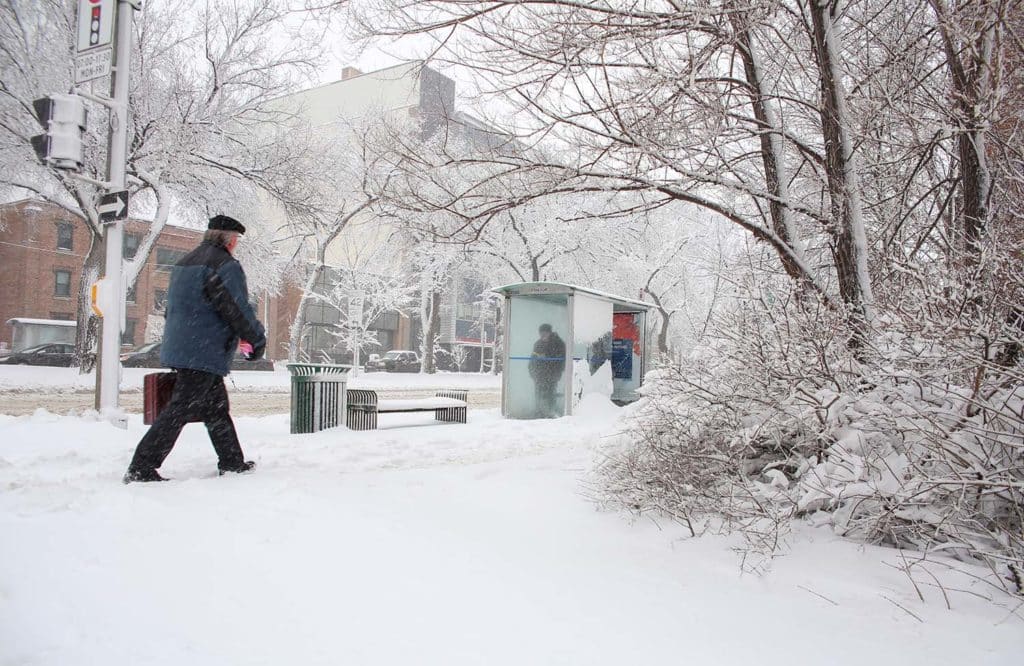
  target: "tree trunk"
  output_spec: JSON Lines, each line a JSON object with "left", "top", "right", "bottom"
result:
{"left": 73, "top": 235, "right": 104, "bottom": 372}
{"left": 478, "top": 306, "right": 487, "bottom": 373}
{"left": 809, "top": 0, "right": 875, "bottom": 335}
{"left": 641, "top": 288, "right": 672, "bottom": 357}
{"left": 288, "top": 262, "right": 324, "bottom": 362}
{"left": 422, "top": 290, "right": 442, "bottom": 373}
{"left": 958, "top": 125, "right": 991, "bottom": 265}
{"left": 656, "top": 309, "right": 670, "bottom": 358}
{"left": 730, "top": 8, "right": 808, "bottom": 288}
{"left": 928, "top": 0, "right": 997, "bottom": 269}
{"left": 418, "top": 284, "right": 430, "bottom": 369}
{"left": 123, "top": 172, "right": 173, "bottom": 288}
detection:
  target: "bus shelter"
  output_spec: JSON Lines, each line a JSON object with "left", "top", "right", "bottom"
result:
{"left": 493, "top": 282, "right": 651, "bottom": 419}
{"left": 6, "top": 318, "right": 77, "bottom": 352}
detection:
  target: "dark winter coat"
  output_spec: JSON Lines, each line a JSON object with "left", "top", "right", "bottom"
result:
{"left": 160, "top": 240, "right": 266, "bottom": 376}
{"left": 528, "top": 332, "right": 566, "bottom": 385}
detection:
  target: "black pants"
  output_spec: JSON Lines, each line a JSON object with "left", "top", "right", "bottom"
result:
{"left": 128, "top": 369, "right": 245, "bottom": 473}
{"left": 534, "top": 379, "right": 559, "bottom": 418}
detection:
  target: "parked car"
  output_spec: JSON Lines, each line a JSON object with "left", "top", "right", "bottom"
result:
{"left": 382, "top": 350, "right": 421, "bottom": 373}
{"left": 0, "top": 342, "right": 75, "bottom": 367}
{"left": 120, "top": 341, "right": 162, "bottom": 367}
{"left": 120, "top": 342, "right": 274, "bottom": 371}
{"left": 364, "top": 353, "right": 385, "bottom": 372}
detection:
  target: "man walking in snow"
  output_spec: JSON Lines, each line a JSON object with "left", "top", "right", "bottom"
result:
{"left": 528, "top": 323, "right": 566, "bottom": 418}
{"left": 124, "top": 215, "right": 266, "bottom": 483}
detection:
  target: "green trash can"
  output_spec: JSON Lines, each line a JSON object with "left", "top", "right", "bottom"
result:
{"left": 287, "top": 363, "right": 351, "bottom": 434}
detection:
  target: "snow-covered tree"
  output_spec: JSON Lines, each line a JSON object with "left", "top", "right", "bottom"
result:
{"left": 466, "top": 195, "right": 591, "bottom": 284}
{"left": 409, "top": 236, "right": 463, "bottom": 374}
{"left": 337, "top": 0, "right": 1024, "bottom": 595}
{"left": 277, "top": 114, "right": 416, "bottom": 362}
{"left": 317, "top": 239, "right": 418, "bottom": 373}
{"left": 348, "top": 0, "right": 845, "bottom": 313}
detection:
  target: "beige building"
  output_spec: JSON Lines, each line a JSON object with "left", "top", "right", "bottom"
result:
{"left": 271, "top": 63, "right": 500, "bottom": 368}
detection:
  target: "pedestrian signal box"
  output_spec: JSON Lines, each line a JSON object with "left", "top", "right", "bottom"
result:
{"left": 90, "top": 278, "right": 118, "bottom": 318}
{"left": 31, "top": 94, "right": 88, "bottom": 172}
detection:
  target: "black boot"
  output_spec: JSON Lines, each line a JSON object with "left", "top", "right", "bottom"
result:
{"left": 123, "top": 468, "right": 170, "bottom": 484}
{"left": 218, "top": 460, "right": 256, "bottom": 476}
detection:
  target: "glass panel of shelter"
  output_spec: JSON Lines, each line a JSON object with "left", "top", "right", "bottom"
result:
{"left": 505, "top": 294, "right": 569, "bottom": 419}
{"left": 571, "top": 293, "right": 614, "bottom": 412}
{"left": 611, "top": 311, "right": 644, "bottom": 402}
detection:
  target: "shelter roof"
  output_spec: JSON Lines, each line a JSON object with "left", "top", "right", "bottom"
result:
{"left": 6, "top": 318, "right": 77, "bottom": 327}
{"left": 492, "top": 282, "right": 652, "bottom": 311}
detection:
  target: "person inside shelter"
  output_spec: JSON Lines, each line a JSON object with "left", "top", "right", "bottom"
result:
{"left": 528, "top": 323, "right": 566, "bottom": 418}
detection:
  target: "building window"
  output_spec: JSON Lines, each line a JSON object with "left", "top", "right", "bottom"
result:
{"left": 123, "top": 319, "right": 137, "bottom": 346}
{"left": 56, "top": 222, "right": 73, "bottom": 251}
{"left": 54, "top": 270, "right": 72, "bottom": 297}
{"left": 154, "top": 289, "right": 167, "bottom": 312}
{"left": 126, "top": 283, "right": 137, "bottom": 303}
{"left": 124, "top": 233, "right": 141, "bottom": 259}
{"left": 156, "top": 248, "right": 185, "bottom": 272}
{"left": 50, "top": 312, "right": 73, "bottom": 321}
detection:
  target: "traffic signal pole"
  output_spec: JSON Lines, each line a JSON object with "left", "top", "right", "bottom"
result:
{"left": 94, "top": 0, "right": 134, "bottom": 415}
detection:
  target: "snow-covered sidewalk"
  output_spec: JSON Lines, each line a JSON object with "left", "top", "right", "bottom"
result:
{"left": 0, "top": 402, "right": 1020, "bottom": 665}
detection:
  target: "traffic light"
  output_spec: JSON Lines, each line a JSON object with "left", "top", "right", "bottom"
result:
{"left": 30, "top": 94, "right": 87, "bottom": 172}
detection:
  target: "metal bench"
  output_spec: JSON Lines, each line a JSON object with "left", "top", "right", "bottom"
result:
{"left": 346, "top": 389, "right": 468, "bottom": 431}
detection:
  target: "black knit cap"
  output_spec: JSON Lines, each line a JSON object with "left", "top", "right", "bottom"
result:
{"left": 208, "top": 214, "right": 246, "bottom": 234}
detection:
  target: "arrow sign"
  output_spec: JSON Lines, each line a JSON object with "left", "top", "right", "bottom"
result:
{"left": 98, "top": 190, "right": 128, "bottom": 223}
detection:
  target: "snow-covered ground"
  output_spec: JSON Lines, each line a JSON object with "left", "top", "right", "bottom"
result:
{"left": 1, "top": 398, "right": 1021, "bottom": 665}
{"left": 0, "top": 364, "right": 501, "bottom": 393}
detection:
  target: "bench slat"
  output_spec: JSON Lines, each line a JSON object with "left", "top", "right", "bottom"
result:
{"left": 377, "top": 397, "right": 466, "bottom": 411}
{"left": 346, "top": 389, "right": 468, "bottom": 430}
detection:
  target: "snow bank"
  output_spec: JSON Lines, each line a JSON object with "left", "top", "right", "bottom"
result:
{"left": 0, "top": 364, "right": 501, "bottom": 393}
{"left": 0, "top": 405, "right": 1020, "bottom": 665}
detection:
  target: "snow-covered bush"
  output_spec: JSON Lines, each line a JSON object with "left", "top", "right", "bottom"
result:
{"left": 599, "top": 277, "right": 1024, "bottom": 596}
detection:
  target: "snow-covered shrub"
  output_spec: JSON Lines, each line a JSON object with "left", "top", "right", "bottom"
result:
{"left": 598, "top": 280, "right": 1024, "bottom": 596}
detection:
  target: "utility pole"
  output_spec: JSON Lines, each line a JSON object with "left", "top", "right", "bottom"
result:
{"left": 33, "top": 1, "right": 138, "bottom": 420}
{"left": 91, "top": 0, "right": 137, "bottom": 415}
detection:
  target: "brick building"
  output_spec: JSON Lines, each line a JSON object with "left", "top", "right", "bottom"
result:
{"left": 0, "top": 199, "right": 294, "bottom": 359}
{"left": 0, "top": 200, "right": 88, "bottom": 330}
